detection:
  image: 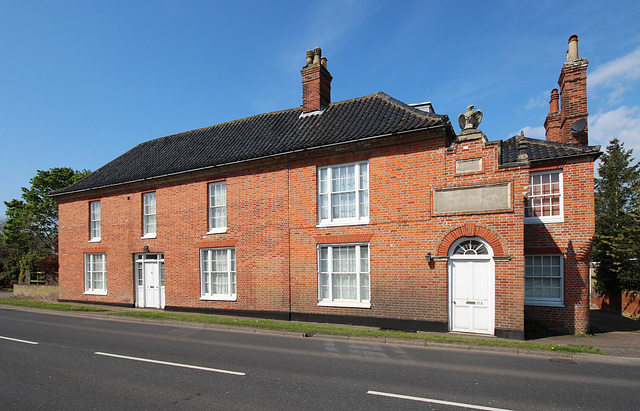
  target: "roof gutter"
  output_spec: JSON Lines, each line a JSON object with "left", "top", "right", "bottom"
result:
{"left": 52, "top": 122, "right": 451, "bottom": 197}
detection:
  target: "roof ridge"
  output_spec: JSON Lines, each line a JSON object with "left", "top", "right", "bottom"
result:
{"left": 136, "top": 92, "right": 405, "bottom": 145}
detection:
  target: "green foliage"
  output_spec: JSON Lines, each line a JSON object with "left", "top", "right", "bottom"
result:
{"left": 1, "top": 167, "right": 90, "bottom": 285}
{"left": 593, "top": 138, "right": 640, "bottom": 294}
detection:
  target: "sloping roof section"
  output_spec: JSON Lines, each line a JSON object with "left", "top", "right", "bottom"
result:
{"left": 501, "top": 136, "right": 600, "bottom": 165}
{"left": 54, "top": 92, "right": 447, "bottom": 196}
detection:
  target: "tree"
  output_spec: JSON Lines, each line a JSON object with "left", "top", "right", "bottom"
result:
{"left": 593, "top": 138, "right": 640, "bottom": 295}
{"left": 1, "top": 167, "right": 89, "bottom": 285}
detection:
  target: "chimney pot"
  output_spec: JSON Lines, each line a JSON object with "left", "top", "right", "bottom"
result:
{"left": 313, "top": 47, "right": 321, "bottom": 64}
{"left": 321, "top": 56, "right": 327, "bottom": 68}
{"left": 550, "top": 88, "right": 559, "bottom": 112}
{"left": 567, "top": 34, "right": 579, "bottom": 61}
{"left": 306, "top": 49, "right": 314, "bottom": 66}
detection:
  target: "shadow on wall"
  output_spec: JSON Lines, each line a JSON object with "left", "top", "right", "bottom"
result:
{"left": 591, "top": 290, "right": 640, "bottom": 318}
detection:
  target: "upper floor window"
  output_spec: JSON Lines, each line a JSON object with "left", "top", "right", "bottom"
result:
{"left": 318, "top": 161, "right": 369, "bottom": 226}
{"left": 208, "top": 181, "right": 227, "bottom": 233}
{"left": 525, "top": 170, "right": 563, "bottom": 224}
{"left": 318, "top": 243, "right": 370, "bottom": 308}
{"left": 85, "top": 253, "right": 107, "bottom": 295}
{"left": 143, "top": 192, "right": 156, "bottom": 238}
{"left": 201, "top": 247, "right": 236, "bottom": 301}
{"left": 89, "top": 201, "right": 101, "bottom": 241}
{"left": 525, "top": 255, "right": 563, "bottom": 306}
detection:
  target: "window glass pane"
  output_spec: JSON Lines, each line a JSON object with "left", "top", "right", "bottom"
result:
{"left": 359, "top": 163, "right": 368, "bottom": 188}
{"left": 319, "top": 194, "right": 329, "bottom": 220}
{"left": 359, "top": 191, "right": 369, "bottom": 218}
{"left": 200, "top": 248, "right": 235, "bottom": 298}
{"left": 525, "top": 254, "right": 562, "bottom": 303}
{"left": 319, "top": 244, "right": 369, "bottom": 304}
{"left": 318, "top": 162, "right": 368, "bottom": 224}
{"left": 319, "top": 168, "right": 328, "bottom": 194}
{"left": 360, "top": 246, "right": 369, "bottom": 272}
{"left": 360, "top": 272, "right": 369, "bottom": 300}
{"left": 527, "top": 172, "right": 562, "bottom": 219}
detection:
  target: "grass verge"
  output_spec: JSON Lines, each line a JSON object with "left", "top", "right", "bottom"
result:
{"left": 0, "top": 299, "right": 604, "bottom": 355}
{"left": 110, "top": 310, "right": 605, "bottom": 355}
{"left": 0, "top": 299, "right": 108, "bottom": 312}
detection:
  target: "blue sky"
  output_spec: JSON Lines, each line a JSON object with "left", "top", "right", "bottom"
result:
{"left": 1, "top": 0, "right": 639, "bottom": 216}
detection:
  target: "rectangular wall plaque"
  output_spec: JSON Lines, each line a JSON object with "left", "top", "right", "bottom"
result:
{"left": 456, "top": 158, "right": 483, "bottom": 174}
{"left": 434, "top": 182, "right": 511, "bottom": 214}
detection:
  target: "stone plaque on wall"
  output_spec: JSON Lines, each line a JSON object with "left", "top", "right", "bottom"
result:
{"left": 456, "top": 158, "right": 483, "bottom": 174}
{"left": 434, "top": 182, "right": 511, "bottom": 214}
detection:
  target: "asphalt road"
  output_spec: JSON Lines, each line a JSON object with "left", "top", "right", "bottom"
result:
{"left": 1, "top": 308, "right": 639, "bottom": 410}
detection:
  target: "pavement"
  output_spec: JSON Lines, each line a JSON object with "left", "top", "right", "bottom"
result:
{"left": 1, "top": 290, "right": 639, "bottom": 359}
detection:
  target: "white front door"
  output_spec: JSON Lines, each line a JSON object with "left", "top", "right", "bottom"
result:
{"left": 449, "top": 238, "right": 494, "bottom": 335}
{"left": 144, "top": 262, "right": 160, "bottom": 309}
{"left": 135, "top": 254, "right": 165, "bottom": 309}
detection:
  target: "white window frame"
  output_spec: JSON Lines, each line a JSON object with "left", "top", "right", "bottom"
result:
{"left": 142, "top": 192, "right": 157, "bottom": 238}
{"left": 317, "top": 161, "right": 369, "bottom": 227}
{"left": 318, "top": 243, "right": 370, "bottom": 308}
{"left": 89, "top": 201, "right": 101, "bottom": 242}
{"left": 524, "top": 170, "right": 564, "bottom": 224}
{"left": 84, "top": 253, "right": 107, "bottom": 295}
{"left": 208, "top": 181, "right": 227, "bottom": 234}
{"left": 525, "top": 255, "right": 564, "bottom": 307}
{"left": 200, "top": 247, "right": 236, "bottom": 301}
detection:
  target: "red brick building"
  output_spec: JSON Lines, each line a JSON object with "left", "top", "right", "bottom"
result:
{"left": 54, "top": 37, "right": 599, "bottom": 339}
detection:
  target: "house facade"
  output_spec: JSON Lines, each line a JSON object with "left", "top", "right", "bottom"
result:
{"left": 54, "top": 36, "right": 599, "bottom": 339}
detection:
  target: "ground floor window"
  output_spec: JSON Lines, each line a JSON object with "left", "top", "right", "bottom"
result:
{"left": 84, "top": 253, "right": 106, "bottom": 294}
{"left": 201, "top": 247, "right": 236, "bottom": 301}
{"left": 318, "top": 244, "right": 370, "bottom": 308}
{"left": 525, "top": 255, "right": 563, "bottom": 306}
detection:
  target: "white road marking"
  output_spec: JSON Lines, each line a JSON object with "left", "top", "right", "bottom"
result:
{"left": 0, "top": 335, "right": 39, "bottom": 345}
{"left": 94, "top": 352, "right": 245, "bottom": 375}
{"left": 367, "top": 390, "right": 514, "bottom": 411}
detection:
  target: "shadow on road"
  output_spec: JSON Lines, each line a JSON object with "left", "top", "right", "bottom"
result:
{"left": 590, "top": 309, "right": 640, "bottom": 333}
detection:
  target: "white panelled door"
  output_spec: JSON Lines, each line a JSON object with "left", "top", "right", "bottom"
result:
{"left": 144, "top": 262, "right": 160, "bottom": 308}
{"left": 135, "top": 254, "right": 165, "bottom": 309}
{"left": 448, "top": 238, "right": 494, "bottom": 335}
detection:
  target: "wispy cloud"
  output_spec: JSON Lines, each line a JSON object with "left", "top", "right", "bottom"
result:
{"left": 590, "top": 105, "right": 640, "bottom": 152}
{"left": 278, "top": 0, "right": 378, "bottom": 72}
{"left": 508, "top": 126, "right": 546, "bottom": 140}
{"left": 589, "top": 48, "right": 640, "bottom": 104}
{"left": 525, "top": 90, "right": 551, "bottom": 110}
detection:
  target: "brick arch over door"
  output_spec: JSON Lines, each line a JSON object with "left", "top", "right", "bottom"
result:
{"left": 436, "top": 223, "right": 506, "bottom": 257}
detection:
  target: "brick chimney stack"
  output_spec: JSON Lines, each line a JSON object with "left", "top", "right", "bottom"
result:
{"left": 545, "top": 35, "right": 589, "bottom": 146}
{"left": 301, "top": 47, "right": 332, "bottom": 113}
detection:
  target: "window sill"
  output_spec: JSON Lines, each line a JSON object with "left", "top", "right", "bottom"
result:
{"left": 318, "top": 301, "right": 371, "bottom": 309}
{"left": 525, "top": 300, "right": 564, "bottom": 307}
{"left": 201, "top": 296, "right": 237, "bottom": 302}
{"left": 524, "top": 217, "right": 564, "bottom": 224}
{"left": 206, "top": 228, "right": 228, "bottom": 235}
{"left": 84, "top": 291, "right": 107, "bottom": 296}
{"left": 88, "top": 238, "right": 101, "bottom": 243}
{"left": 317, "top": 219, "right": 370, "bottom": 228}
{"left": 141, "top": 234, "right": 157, "bottom": 239}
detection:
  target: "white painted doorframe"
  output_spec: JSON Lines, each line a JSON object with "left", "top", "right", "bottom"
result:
{"left": 448, "top": 237, "right": 495, "bottom": 335}
{"left": 135, "top": 254, "right": 165, "bottom": 309}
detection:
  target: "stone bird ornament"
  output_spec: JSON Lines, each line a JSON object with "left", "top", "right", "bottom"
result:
{"left": 458, "top": 105, "right": 483, "bottom": 130}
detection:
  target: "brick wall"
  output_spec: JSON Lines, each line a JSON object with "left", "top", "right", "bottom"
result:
{"left": 58, "top": 128, "right": 594, "bottom": 337}
{"left": 524, "top": 160, "right": 595, "bottom": 333}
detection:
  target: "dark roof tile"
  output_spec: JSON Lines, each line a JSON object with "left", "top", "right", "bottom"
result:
{"left": 54, "top": 92, "right": 448, "bottom": 195}
{"left": 501, "top": 136, "right": 600, "bottom": 164}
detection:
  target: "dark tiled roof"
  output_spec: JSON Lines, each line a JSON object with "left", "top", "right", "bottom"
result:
{"left": 54, "top": 92, "right": 448, "bottom": 196}
{"left": 501, "top": 136, "right": 600, "bottom": 165}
